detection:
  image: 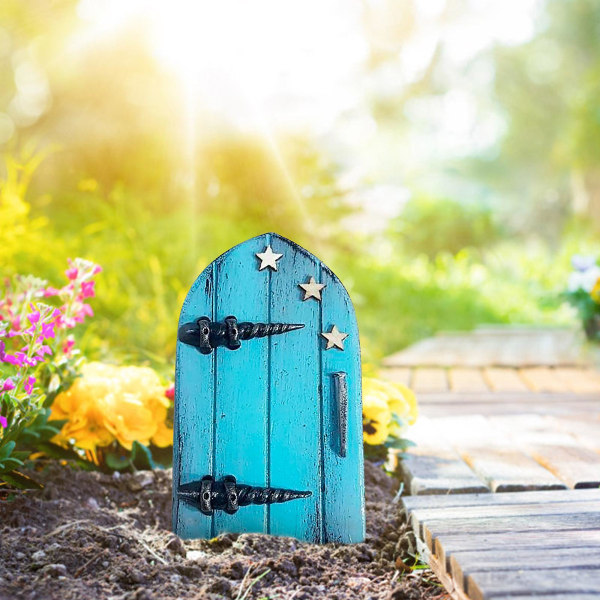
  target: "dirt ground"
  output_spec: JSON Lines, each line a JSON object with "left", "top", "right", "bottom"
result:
{"left": 0, "top": 461, "right": 449, "bottom": 600}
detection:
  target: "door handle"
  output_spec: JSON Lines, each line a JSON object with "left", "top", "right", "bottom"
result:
{"left": 332, "top": 372, "right": 348, "bottom": 458}
{"left": 178, "top": 475, "right": 312, "bottom": 516}
{"left": 178, "top": 315, "right": 304, "bottom": 354}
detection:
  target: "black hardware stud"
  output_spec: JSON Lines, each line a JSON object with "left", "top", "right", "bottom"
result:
{"left": 178, "top": 315, "right": 304, "bottom": 354}
{"left": 178, "top": 475, "right": 312, "bottom": 516}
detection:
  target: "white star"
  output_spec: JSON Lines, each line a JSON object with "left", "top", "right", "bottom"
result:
{"left": 321, "top": 325, "right": 348, "bottom": 350}
{"left": 298, "top": 276, "right": 326, "bottom": 301}
{"left": 256, "top": 245, "right": 283, "bottom": 271}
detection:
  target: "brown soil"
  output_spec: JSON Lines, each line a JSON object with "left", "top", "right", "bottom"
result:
{"left": 0, "top": 461, "right": 449, "bottom": 600}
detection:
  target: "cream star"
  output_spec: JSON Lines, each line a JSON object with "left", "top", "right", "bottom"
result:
{"left": 256, "top": 245, "right": 283, "bottom": 271}
{"left": 321, "top": 325, "right": 348, "bottom": 350}
{"left": 298, "top": 276, "right": 326, "bottom": 301}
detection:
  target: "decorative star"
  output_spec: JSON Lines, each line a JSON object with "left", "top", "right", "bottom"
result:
{"left": 298, "top": 276, "right": 326, "bottom": 301}
{"left": 321, "top": 325, "right": 348, "bottom": 350}
{"left": 256, "top": 245, "right": 283, "bottom": 271}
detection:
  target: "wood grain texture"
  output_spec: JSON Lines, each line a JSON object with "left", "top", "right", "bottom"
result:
{"left": 213, "top": 235, "right": 270, "bottom": 535}
{"left": 434, "top": 529, "right": 600, "bottom": 574}
{"left": 320, "top": 261, "right": 365, "bottom": 543}
{"left": 173, "top": 264, "right": 214, "bottom": 539}
{"left": 174, "top": 233, "right": 364, "bottom": 543}
{"left": 412, "top": 368, "right": 448, "bottom": 393}
{"left": 468, "top": 568, "right": 600, "bottom": 600}
{"left": 452, "top": 547, "right": 600, "bottom": 592}
{"left": 484, "top": 368, "right": 529, "bottom": 392}
{"left": 425, "top": 513, "right": 600, "bottom": 554}
{"left": 268, "top": 236, "right": 322, "bottom": 540}
{"left": 448, "top": 368, "right": 490, "bottom": 393}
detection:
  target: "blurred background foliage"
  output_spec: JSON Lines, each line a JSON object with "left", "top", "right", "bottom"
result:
{"left": 1, "top": 0, "right": 600, "bottom": 370}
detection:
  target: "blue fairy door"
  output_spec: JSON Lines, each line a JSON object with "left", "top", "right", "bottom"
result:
{"left": 172, "top": 233, "right": 365, "bottom": 543}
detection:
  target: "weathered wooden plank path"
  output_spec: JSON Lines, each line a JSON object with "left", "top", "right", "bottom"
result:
{"left": 384, "top": 326, "right": 600, "bottom": 599}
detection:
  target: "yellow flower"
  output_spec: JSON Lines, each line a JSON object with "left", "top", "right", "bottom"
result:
{"left": 51, "top": 362, "right": 173, "bottom": 454}
{"left": 362, "top": 388, "right": 392, "bottom": 445}
{"left": 362, "top": 377, "right": 418, "bottom": 446}
{"left": 591, "top": 278, "right": 600, "bottom": 303}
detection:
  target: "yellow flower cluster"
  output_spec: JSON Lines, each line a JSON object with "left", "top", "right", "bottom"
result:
{"left": 51, "top": 362, "right": 172, "bottom": 456}
{"left": 362, "top": 377, "right": 418, "bottom": 445}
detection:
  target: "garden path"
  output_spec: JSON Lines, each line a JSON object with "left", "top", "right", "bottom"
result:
{"left": 383, "top": 325, "right": 600, "bottom": 600}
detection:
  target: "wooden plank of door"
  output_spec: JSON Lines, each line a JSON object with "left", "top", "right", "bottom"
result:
{"left": 519, "top": 367, "right": 570, "bottom": 393}
{"left": 448, "top": 368, "right": 490, "bottom": 393}
{"left": 452, "top": 547, "right": 600, "bottom": 594}
{"left": 432, "top": 529, "right": 600, "bottom": 571}
{"left": 173, "top": 264, "right": 215, "bottom": 539}
{"left": 213, "top": 236, "right": 270, "bottom": 535}
{"left": 483, "top": 368, "right": 529, "bottom": 392}
{"left": 411, "top": 498, "right": 600, "bottom": 539}
{"left": 467, "top": 567, "right": 600, "bottom": 600}
{"left": 320, "top": 264, "right": 365, "bottom": 543}
{"left": 424, "top": 512, "right": 600, "bottom": 554}
{"left": 412, "top": 368, "right": 448, "bottom": 393}
{"left": 269, "top": 236, "right": 322, "bottom": 541}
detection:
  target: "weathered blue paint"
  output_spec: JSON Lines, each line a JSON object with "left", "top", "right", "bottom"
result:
{"left": 173, "top": 233, "right": 365, "bottom": 543}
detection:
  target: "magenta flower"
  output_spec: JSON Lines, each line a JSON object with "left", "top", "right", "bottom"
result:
{"left": 1, "top": 378, "right": 15, "bottom": 392}
{"left": 24, "top": 376, "right": 36, "bottom": 395}
{"left": 41, "top": 322, "right": 56, "bottom": 340}
{"left": 165, "top": 384, "right": 175, "bottom": 400}
{"left": 0, "top": 415, "right": 7, "bottom": 429}
{"left": 27, "top": 308, "right": 40, "bottom": 325}
{"left": 62, "top": 336, "right": 75, "bottom": 355}
{"left": 80, "top": 281, "right": 95, "bottom": 299}
{"left": 65, "top": 266, "right": 78, "bottom": 280}
{"left": 3, "top": 352, "right": 26, "bottom": 367}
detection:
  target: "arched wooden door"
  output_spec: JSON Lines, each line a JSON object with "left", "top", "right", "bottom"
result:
{"left": 172, "top": 233, "right": 364, "bottom": 543}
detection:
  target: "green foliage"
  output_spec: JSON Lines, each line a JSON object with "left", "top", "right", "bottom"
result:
{"left": 103, "top": 441, "right": 171, "bottom": 473}
{"left": 390, "top": 196, "right": 502, "bottom": 257}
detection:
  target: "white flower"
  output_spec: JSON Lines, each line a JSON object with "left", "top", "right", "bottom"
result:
{"left": 568, "top": 266, "right": 600, "bottom": 292}
{"left": 571, "top": 255, "right": 597, "bottom": 272}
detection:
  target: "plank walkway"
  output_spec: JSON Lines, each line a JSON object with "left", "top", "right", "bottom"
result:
{"left": 383, "top": 326, "right": 600, "bottom": 599}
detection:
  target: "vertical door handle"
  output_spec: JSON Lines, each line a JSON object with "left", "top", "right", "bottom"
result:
{"left": 332, "top": 372, "right": 348, "bottom": 457}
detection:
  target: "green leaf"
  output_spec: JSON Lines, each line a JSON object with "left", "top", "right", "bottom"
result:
{"left": 131, "top": 441, "right": 155, "bottom": 471}
{"left": 35, "top": 442, "right": 95, "bottom": 470}
{"left": 0, "top": 441, "right": 16, "bottom": 461}
{"left": 105, "top": 451, "right": 132, "bottom": 471}
{"left": 0, "top": 458, "right": 25, "bottom": 471}
{"left": 0, "top": 470, "right": 43, "bottom": 490}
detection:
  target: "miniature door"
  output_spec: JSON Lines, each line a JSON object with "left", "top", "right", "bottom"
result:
{"left": 172, "top": 233, "right": 365, "bottom": 543}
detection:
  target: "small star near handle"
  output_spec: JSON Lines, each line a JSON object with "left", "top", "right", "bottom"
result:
{"left": 299, "top": 276, "right": 326, "bottom": 301}
{"left": 321, "top": 325, "right": 348, "bottom": 350}
{"left": 256, "top": 245, "right": 283, "bottom": 271}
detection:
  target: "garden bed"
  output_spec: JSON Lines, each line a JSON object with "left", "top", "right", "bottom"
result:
{"left": 0, "top": 461, "right": 447, "bottom": 600}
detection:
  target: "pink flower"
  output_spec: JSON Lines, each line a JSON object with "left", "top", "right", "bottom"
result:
{"left": 63, "top": 336, "right": 75, "bottom": 355}
{"left": 24, "top": 375, "right": 36, "bottom": 395}
{"left": 65, "top": 266, "right": 78, "bottom": 281}
{"left": 1, "top": 378, "right": 15, "bottom": 392}
{"left": 43, "top": 286, "right": 60, "bottom": 297}
{"left": 27, "top": 307, "right": 40, "bottom": 325}
{"left": 41, "top": 322, "right": 56, "bottom": 340}
{"left": 3, "top": 352, "right": 26, "bottom": 367}
{"left": 165, "top": 384, "right": 175, "bottom": 400}
{"left": 0, "top": 415, "right": 7, "bottom": 428}
{"left": 36, "top": 345, "right": 52, "bottom": 357}
{"left": 93, "top": 265, "right": 102, "bottom": 275}
{"left": 80, "top": 281, "right": 95, "bottom": 299}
